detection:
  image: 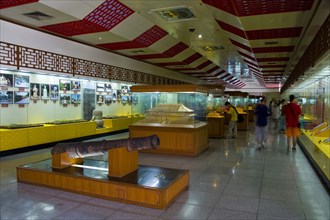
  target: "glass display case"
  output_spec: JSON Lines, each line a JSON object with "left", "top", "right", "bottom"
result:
{"left": 129, "top": 84, "right": 209, "bottom": 156}
{"left": 131, "top": 85, "right": 207, "bottom": 128}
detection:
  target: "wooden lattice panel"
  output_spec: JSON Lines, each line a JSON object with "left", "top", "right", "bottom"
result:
{"left": 0, "top": 41, "right": 185, "bottom": 85}
{"left": 39, "top": 51, "right": 58, "bottom": 72}
{"left": 0, "top": 42, "right": 17, "bottom": 66}
{"left": 20, "top": 47, "right": 40, "bottom": 68}
{"left": 57, "top": 55, "right": 73, "bottom": 74}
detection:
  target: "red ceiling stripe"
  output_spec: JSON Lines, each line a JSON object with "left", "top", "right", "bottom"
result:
{"left": 131, "top": 42, "right": 188, "bottom": 60}
{"left": 156, "top": 62, "right": 185, "bottom": 67}
{"left": 207, "top": 66, "right": 221, "bottom": 74}
{"left": 262, "top": 70, "right": 285, "bottom": 73}
{"left": 216, "top": 20, "right": 246, "bottom": 39}
{"left": 134, "top": 26, "right": 168, "bottom": 47}
{"left": 252, "top": 46, "right": 295, "bottom": 53}
{"left": 84, "top": 0, "right": 134, "bottom": 31}
{"left": 246, "top": 27, "right": 303, "bottom": 40}
{"left": 203, "top": 0, "right": 315, "bottom": 17}
{"left": 247, "top": 65, "right": 260, "bottom": 72}
{"left": 238, "top": 51, "right": 256, "bottom": 61}
{"left": 196, "top": 60, "right": 213, "bottom": 69}
{"left": 213, "top": 70, "right": 226, "bottom": 77}
{"left": 260, "top": 65, "right": 286, "bottom": 68}
{"left": 243, "top": 59, "right": 259, "bottom": 68}
{"left": 0, "top": 0, "right": 38, "bottom": 9}
{"left": 256, "top": 57, "right": 290, "bottom": 62}
{"left": 41, "top": 20, "right": 108, "bottom": 37}
{"left": 182, "top": 53, "right": 203, "bottom": 64}
{"left": 172, "top": 68, "right": 197, "bottom": 71}
{"left": 98, "top": 41, "right": 145, "bottom": 50}
{"left": 230, "top": 39, "right": 252, "bottom": 52}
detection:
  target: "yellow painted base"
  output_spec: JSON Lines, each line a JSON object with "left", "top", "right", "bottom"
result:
{"left": 16, "top": 165, "right": 189, "bottom": 209}
{"left": 299, "top": 131, "right": 330, "bottom": 181}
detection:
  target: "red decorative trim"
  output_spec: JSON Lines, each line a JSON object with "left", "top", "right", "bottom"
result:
{"left": 246, "top": 27, "right": 303, "bottom": 40}
{"left": 41, "top": 20, "right": 107, "bottom": 37}
{"left": 216, "top": 20, "right": 246, "bottom": 39}
{"left": 0, "top": 0, "right": 37, "bottom": 10}
{"left": 230, "top": 39, "right": 252, "bottom": 52}
{"left": 252, "top": 46, "right": 294, "bottom": 53}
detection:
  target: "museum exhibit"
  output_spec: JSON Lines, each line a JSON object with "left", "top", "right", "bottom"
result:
{"left": 0, "top": 0, "right": 329, "bottom": 219}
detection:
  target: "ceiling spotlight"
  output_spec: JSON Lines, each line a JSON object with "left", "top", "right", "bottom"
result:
{"left": 198, "top": 34, "right": 202, "bottom": 39}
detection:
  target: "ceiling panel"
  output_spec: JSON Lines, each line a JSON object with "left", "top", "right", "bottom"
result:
{"left": 0, "top": 0, "right": 324, "bottom": 90}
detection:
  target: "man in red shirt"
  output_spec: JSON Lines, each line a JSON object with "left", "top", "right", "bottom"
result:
{"left": 283, "top": 95, "right": 302, "bottom": 151}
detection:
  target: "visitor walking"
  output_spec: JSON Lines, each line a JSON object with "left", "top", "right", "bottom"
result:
{"left": 254, "top": 98, "right": 271, "bottom": 150}
{"left": 282, "top": 95, "right": 302, "bottom": 151}
{"left": 224, "top": 101, "right": 238, "bottom": 139}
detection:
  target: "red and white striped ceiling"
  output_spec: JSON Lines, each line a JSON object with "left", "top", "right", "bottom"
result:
{"left": 0, "top": 0, "right": 320, "bottom": 89}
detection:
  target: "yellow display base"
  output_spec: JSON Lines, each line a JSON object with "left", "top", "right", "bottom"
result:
{"left": 17, "top": 162, "right": 189, "bottom": 209}
{"left": 298, "top": 131, "right": 330, "bottom": 182}
{"left": 1, "top": 117, "right": 137, "bottom": 152}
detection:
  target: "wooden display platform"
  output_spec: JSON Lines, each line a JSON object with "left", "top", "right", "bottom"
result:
{"left": 207, "top": 114, "right": 225, "bottom": 138}
{"left": 129, "top": 124, "right": 208, "bottom": 156}
{"left": 17, "top": 159, "right": 189, "bottom": 209}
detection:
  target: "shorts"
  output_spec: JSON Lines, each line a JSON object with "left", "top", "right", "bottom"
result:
{"left": 286, "top": 127, "right": 300, "bottom": 137}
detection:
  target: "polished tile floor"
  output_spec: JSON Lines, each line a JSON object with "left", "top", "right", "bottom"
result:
{"left": 1, "top": 125, "right": 329, "bottom": 220}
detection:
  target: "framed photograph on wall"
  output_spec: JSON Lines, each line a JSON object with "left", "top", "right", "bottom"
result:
{"left": 50, "top": 84, "right": 59, "bottom": 100}
{"left": 71, "top": 80, "right": 81, "bottom": 91}
{"left": 132, "top": 94, "right": 138, "bottom": 104}
{"left": 14, "top": 91, "right": 29, "bottom": 104}
{"left": 121, "top": 85, "right": 128, "bottom": 94}
{"left": 0, "top": 91, "right": 14, "bottom": 104}
{"left": 121, "top": 95, "right": 128, "bottom": 104}
{"left": 60, "top": 93, "right": 71, "bottom": 104}
{"left": 112, "top": 89, "right": 117, "bottom": 101}
{"left": 96, "top": 83, "right": 105, "bottom": 92}
{"left": 105, "top": 83, "right": 112, "bottom": 92}
{"left": 0, "top": 73, "right": 13, "bottom": 87}
{"left": 30, "top": 83, "right": 40, "bottom": 100}
{"left": 14, "top": 75, "right": 29, "bottom": 88}
{"left": 96, "top": 94, "right": 104, "bottom": 104}
{"left": 71, "top": 94, "right": 81, "bottom": 104}
{"left": 104, "top": 95, "right": 112, "bottom": 104}
{"left": 41, "top": 84, "right": 50, "bottom": 100}
{"left": 59, "top": 79, "right": 71, "bottom": 91}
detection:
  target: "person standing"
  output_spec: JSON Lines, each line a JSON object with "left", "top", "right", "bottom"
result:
{"left": 224, "top": 101, "right": 238, "bottom": 139}
{"left": 282, "top": 95, "right": 302, "bottom": 151}
{"left": 254, "top": 98, "right": 271, "bottom": 150}
{"left": 278, "top": 99, "right": 286, "bottom": 133}
{"left": 271, "top": 100, "right": 281, "bottom": 129}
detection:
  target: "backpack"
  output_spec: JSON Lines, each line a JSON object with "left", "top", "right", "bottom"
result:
{"left": 232, "top": 106, "right": 244, "bottom": 123}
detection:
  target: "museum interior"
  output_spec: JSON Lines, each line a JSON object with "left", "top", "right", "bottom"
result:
{"left": 0, "top": 0, "right": 329, "bottom": 219}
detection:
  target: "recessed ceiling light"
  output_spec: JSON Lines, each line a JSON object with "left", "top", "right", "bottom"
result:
{"left": 198, "top": 34, "right": 202, "bottom": 39}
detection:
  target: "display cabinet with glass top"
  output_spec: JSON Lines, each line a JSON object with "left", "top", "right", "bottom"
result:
{"left": 129, "top": 84, "right": 209, "bottom": 156}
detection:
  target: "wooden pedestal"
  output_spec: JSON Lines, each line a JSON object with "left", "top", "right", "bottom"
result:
{"left": 129, "top": 124, "right": 208, "bottom": 157}
{"left": 207, "top": 117, "right": 225, "bottom": 138}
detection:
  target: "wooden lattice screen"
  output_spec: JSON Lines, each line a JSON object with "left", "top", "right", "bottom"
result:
{"left": 0, "top": 41, "right": 185, "bottom": 85}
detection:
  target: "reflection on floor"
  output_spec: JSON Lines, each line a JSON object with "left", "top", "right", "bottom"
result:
{"left": 1, "top": 127, "right": 330, "bottom": 219}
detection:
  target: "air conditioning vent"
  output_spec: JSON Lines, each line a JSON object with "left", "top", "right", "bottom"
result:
{"left": 201, "top": 45, "right": 225, "bottom": 51}
{"left": 151, "top": 6, "right": 195, "bottom": 21}
{"left": 131, "top": 50, "right": 146, "bottom": 54}
{"left": 264, "top": 41, "right": 278, "bottom": 45}
{"left": 23, "top": 11, "right": 53, "bottom": 21}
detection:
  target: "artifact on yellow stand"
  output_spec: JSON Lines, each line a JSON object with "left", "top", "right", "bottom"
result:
{"left": 91, "top": 109, "right": 104, "bottom": 128}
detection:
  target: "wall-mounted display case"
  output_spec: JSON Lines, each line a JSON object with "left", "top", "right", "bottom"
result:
{"left": 0, "top": 69, "right": 135, "bottom": 153}
{"left": 129, "top": 85, "right": 209, "bottom": 156}
{"left": 298, "top": 122, "right": 330, "bottom": 191}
